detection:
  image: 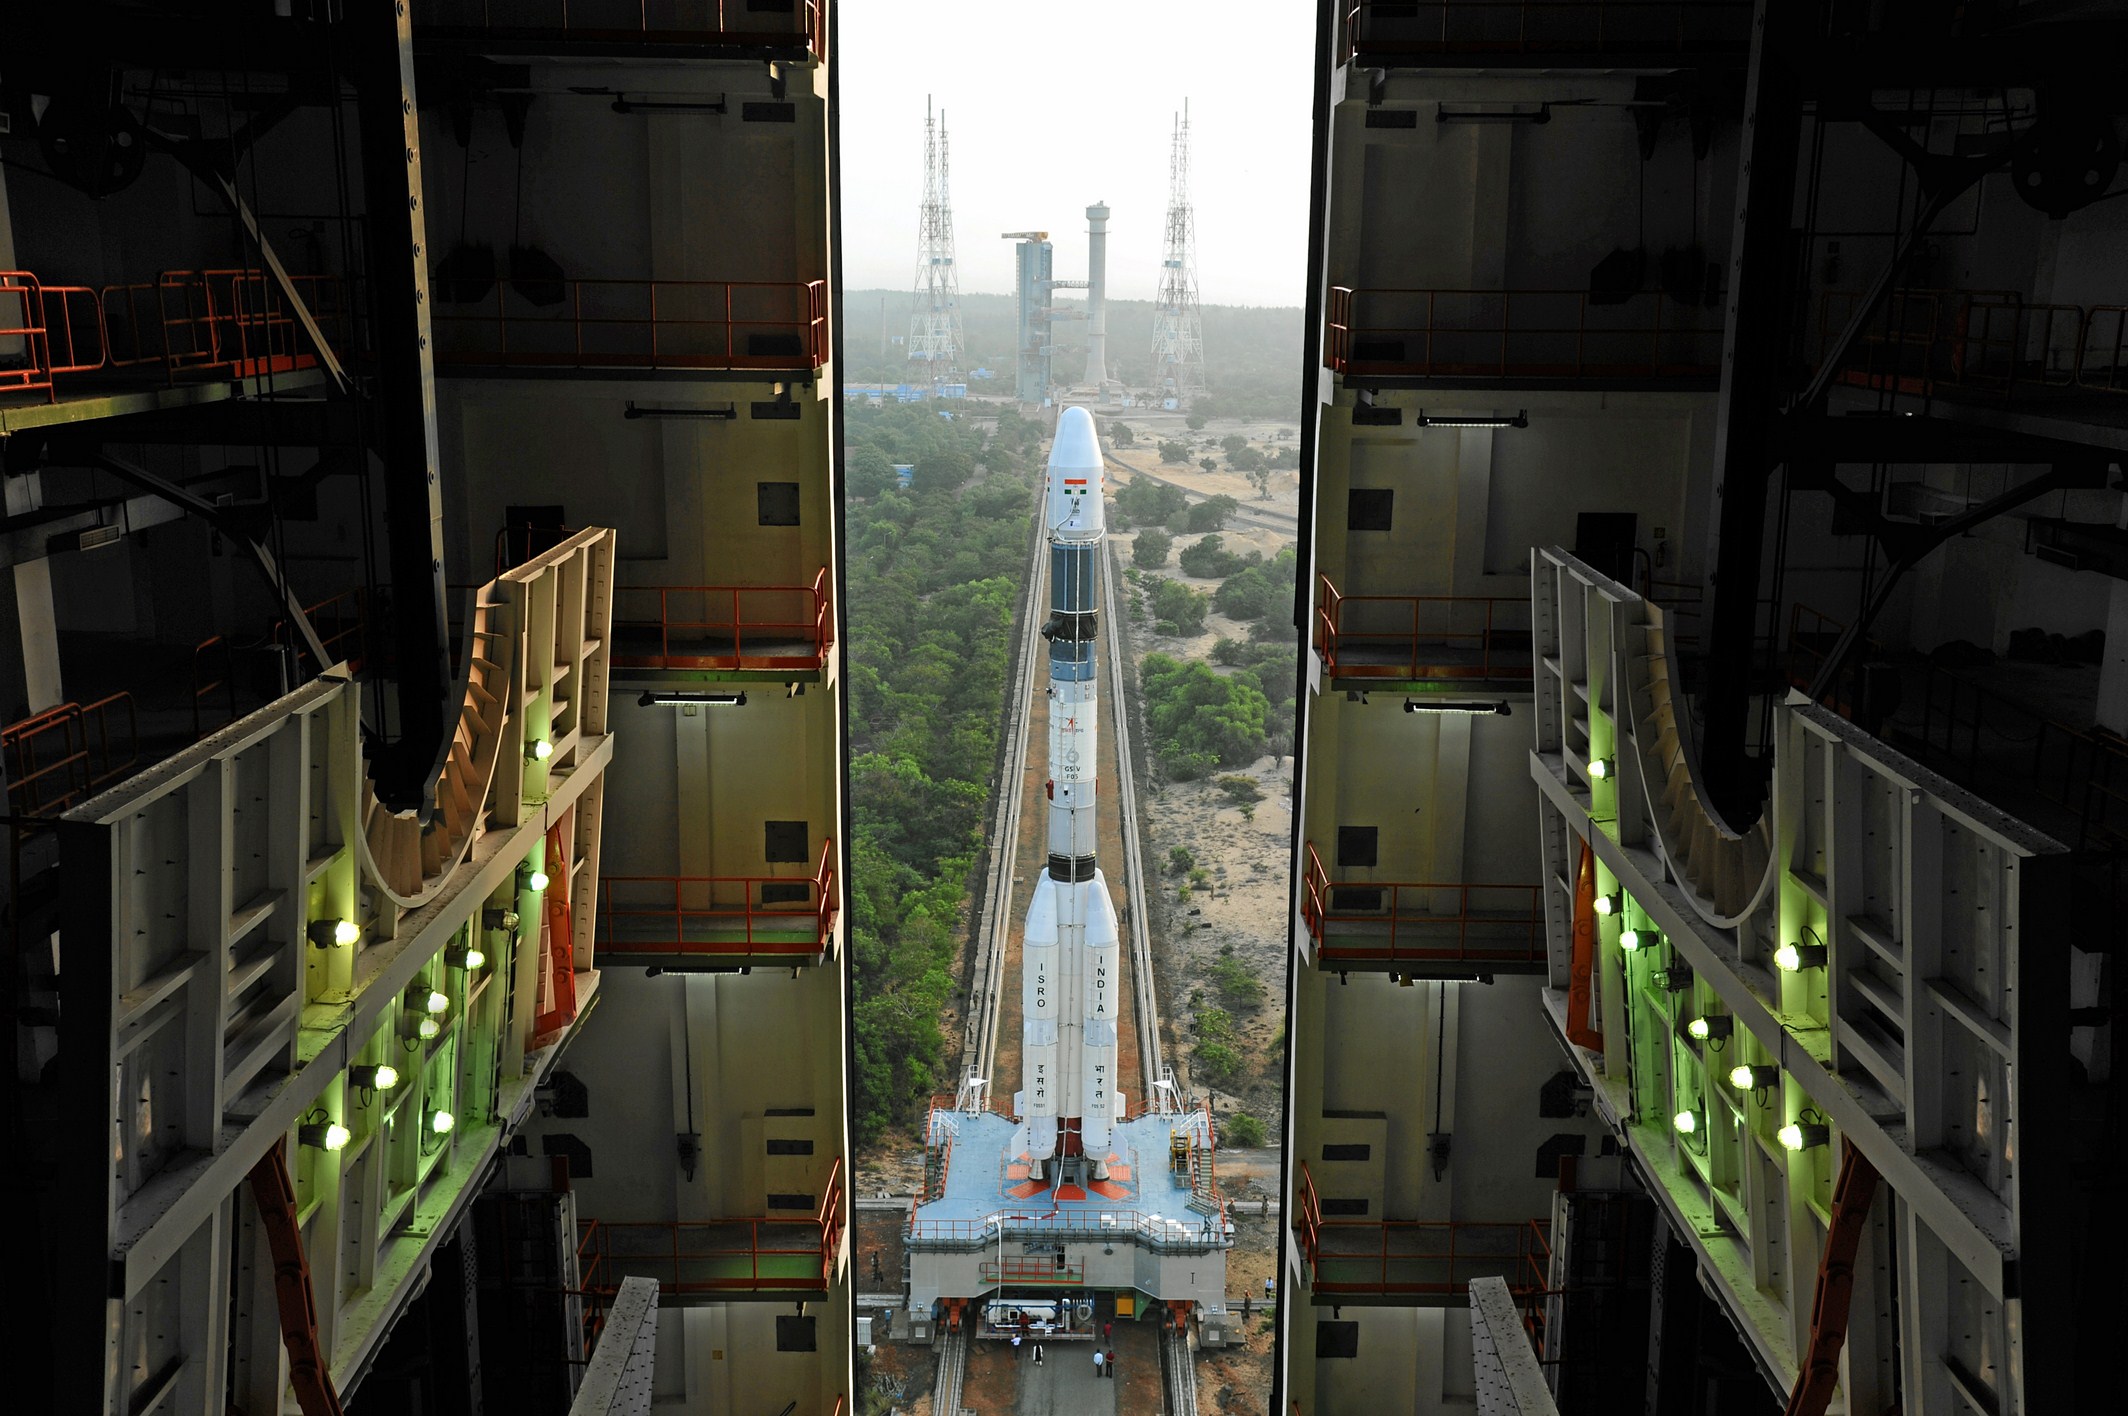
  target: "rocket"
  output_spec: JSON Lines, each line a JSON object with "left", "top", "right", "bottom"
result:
{"left": 1021, "top": 406, "right": 1122, "bottom": 1180}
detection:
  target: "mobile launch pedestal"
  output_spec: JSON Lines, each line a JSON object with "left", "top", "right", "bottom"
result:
{"left": 902, "top": 409, "right": 1234, "bottom": 1345}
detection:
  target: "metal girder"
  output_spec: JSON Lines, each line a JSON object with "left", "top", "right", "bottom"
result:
{"left": 1779, "top": 412, "right": 2118, "bottom": 483}
{"left": 354, "top": 0, "right": 454, "bottom": 818}
{"left": 1701, "top": 0, "right": 1808, "bottom": 819}
{"left": 86, "top": 452, "right": 333, "bottom": 672}
{"left": 1774, "top": 15, "right": 2128, "bottom": 101}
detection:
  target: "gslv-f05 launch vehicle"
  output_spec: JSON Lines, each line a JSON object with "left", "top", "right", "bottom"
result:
{"left": 1018, "top": 406, "right": 1124, "bottom": 1181}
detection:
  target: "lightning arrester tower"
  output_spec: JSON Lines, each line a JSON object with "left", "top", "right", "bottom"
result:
{"left": 908, "top": 97, "right": 965, "bottom": 387}
{"left": 1150, "top": 101, "right": 1207, "bottom": 405}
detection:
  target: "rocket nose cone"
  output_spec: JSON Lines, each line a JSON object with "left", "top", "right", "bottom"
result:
{"left": 1049, "top": 407, "right": 1102, "bottom": 474}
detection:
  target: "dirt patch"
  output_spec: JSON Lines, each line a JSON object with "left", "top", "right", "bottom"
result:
{"left": 860, "top": 1338, "right": 933, "bottom": 1415}
{"left": 854, "top": 1207, "right": 907, "bottom": 1294}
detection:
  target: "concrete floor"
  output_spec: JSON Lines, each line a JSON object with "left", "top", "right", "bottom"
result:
{"left": 1010, "top": 1344, "right": 1120, "bottom": 1416}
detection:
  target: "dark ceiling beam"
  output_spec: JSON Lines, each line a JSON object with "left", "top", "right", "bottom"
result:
{"left": 354, "top": 0, "right": 454, "bottom": 818}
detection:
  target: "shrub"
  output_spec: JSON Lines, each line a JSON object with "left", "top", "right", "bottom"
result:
{"left": 1132, "top": 528, "right": 1172, "bottom": 569}
{"left": 1183, "top": 495, "right": 1240, "bottom": 533}
{"left": 1157, "top": 439, "right": 1190, "bottom": 464}
{"left": 1193, "top": 1041, "right": 1245, "bottom": 1086}
{"left": 1186, "top": 410, "right": 1209, "bottom": 431}
{"left": 1109, "top": 421, "right": 1135, "bottom": 445}
{"left": 1220, "top": 433, "right": 1248, "bottom": 455}
{"left": 1224, "top": 1112, "right": 1268, "bottom": 1148}
{"left": 1151, "top": 579, "right": 1209, "bottom": 634}
{"left": 1212, "top": 954, "right": 1265, "bottom": 1006}
{"left": 1214, "top": 566, "right": 1276, "bottom": 620}
{"left": 1216, "top": 775, "right": 1264, "bottom": 807}
{"left": 1180, "top": 533, "right": 1245, "bottom": 579}
{"left": 1167, "top": 845, "right": 1196, "bottom": 875}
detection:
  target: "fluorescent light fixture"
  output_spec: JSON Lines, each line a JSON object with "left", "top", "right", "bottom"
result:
{"left": 1687, "top": 1015, "right": 1733, "bottom": 1042}
{"left": 1777, "top": 1121, "right": 1830, "bottom": 1152}
{"left": 529, "top": 739, "right": 553, "bottom": 762}
{"left": 1415, "top": 411, "right": 1529, "bottom": 429}
{"left": 300, "top": 1119, "right": 351, "bottom": 1152}
{"left": 350, "top": 1064, "right": 398, "bottom": 1091}
{"left": 528, "top": 869, "right": 551, "bottom": 893}
{"left": 1587, "top": 757, "right": 1614, "bottom": 780}
{"left": 447, "top": 943, "right": 486, "bottom": 970}
{"left": 1729, "top": 1064, "right": 1778, "bottom": 1091}
{"left": 1773, "top": 942, "right": 1827, "bottom": 972}
{"left": 1404, "top": 699, "right": 1511, "bottom": 716}
{"left": 638, "top": 690, "right": 748, "bottom": 707}
{"left": 1672, "top": 1109, "right": 1698, "bottom": 1135}
{"left": 1592, "top": 893, "right": 1621, "bottom": 917}
{"left": 1436, "top": 103, "right": 1549, "bottom": 125}
{"left": 624, "top": 401, "right": 737, "bottom": 420}
{"left": 308, "top": 918, "right": 359, "bottom": 949}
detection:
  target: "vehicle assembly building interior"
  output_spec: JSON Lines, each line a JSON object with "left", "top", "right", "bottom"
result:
{"left": 3, "top": 4, "right": 2122, "bottom": 1415}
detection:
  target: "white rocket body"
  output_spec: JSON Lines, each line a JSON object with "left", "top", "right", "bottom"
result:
{"left": 1022, "top": 407, "right": 1122, "bottom": 1173}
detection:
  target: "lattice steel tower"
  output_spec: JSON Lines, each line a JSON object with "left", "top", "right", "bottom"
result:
{"left": 1150, "top": 102, "right": 1206, "bottom": 403}
{"left": 908, "top": 97, "right": 965, "bottom": 385}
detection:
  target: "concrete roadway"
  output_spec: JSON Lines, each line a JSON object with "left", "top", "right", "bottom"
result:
{"left": 1009, "top": 1344, "right": 1117, "bottom": 1416}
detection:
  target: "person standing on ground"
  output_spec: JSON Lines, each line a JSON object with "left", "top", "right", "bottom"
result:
{"left": 1106, "top": 1349, "right": 1117, "bottom": 1378}
{"left": 1103, "top": 1318, "right": 1113, "bottom": 1343}
{"left": 1033, "top": 1341, "right": 1044, "bottom": 1365}
{"left": 1012, "top": 1332, "right": 1022, "bottom": 1358}
{"left": 1093, "top": 1348, "right": 1105, "bottom": 1379}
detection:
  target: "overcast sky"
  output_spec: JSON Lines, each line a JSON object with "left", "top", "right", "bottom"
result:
{"left": 838, "top": 1, "right": 1316, "bottom": 309}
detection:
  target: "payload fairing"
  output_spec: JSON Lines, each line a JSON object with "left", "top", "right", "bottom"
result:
{"left": 1021, "top": 407, "right": 1122, "bottom": 1179}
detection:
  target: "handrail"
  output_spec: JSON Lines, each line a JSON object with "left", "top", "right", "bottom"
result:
{"left": 907, "top": 1206, "right": 1230, "bottom": 1252}
{"left": 1, "top": 693, "right": 140, "bottom": 817}
{"left": 191, "top": 634, "right": 240, "bottom": 740}
{"left": 610, "top": 567, "right": 833, "bottom": 671}
{"left": 597, "top": 837, "right": 839, "bottom": 955}
{"left": 106, "top": 270, "right": 348, "bottom": 383}
{"left": 0, "top": 272, "right": 103, "bottom": 400}
{"left": 1343, "top": 1, "right": 1752, "bottom": 62}
{"left": 418, "top": 1, "right": 827, "bottom": 61}
{"left": 1325, "top": 285, "right": 1720, "bottom": 380}
{"left": 1315, "top": 573, "right": 1531, "bottom": 681}
{"left": 431, "top": 276, "right": 828, "bottom": 372}
{"left": 1292, "top": 1161, "right": 1549, "bottom": 1297}
{"left": 1299, "top": 841, "right": 1545, "bottom": 967}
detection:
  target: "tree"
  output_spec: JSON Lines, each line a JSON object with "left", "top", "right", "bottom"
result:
{"left": 1184, "top": 494, "right": 1240, "bottom": 533}
{"left": 1151, "top": 578, "right": 1209, "bottom": 635}
{"left": 1109, "top": 421, "right": 1135, "bottom": 446}
{"left": 1185, "top": 410, "right": 1209, "bottom": 431}
{"left": 1179, "top": 533, "right": 1244, "bottom": 579}
{"left": 1216, "top": 775, "right": 1264, "bottom": 808}
{"left": 1140, "top": 651, "right": 1270, "bottom": 776}
{"left": 1157, "top": 439, "right": 1190, "bottom": 464}
{"left": 1223, "top": 1112, "right": 1268, "bottom": 1148}
{"left": 1220, "top": 433, "right": 1248, "bottom": 456}
{"left": 1167, "top": 845, "right": 1196, "bottom": 875}
{"left": 1246, "top": 465, "right": 1272, "bottom": 500}
{"left": 1214, "top": 565, "right": 1276, "bottom": 619}
{"left": 1132, "top": 528, "right": 1172, "bottom": 568}
{"left": 1198, "top": 457, "right": 1218, "bottom": 473}
{"left": 1227, "top": 445, "right": 1266, "bottom": 472}
{"left": 915, "top": 446, "right": 973, "bottom": 493}
{"left": 1116, "top": 476, "right": 1187, "bottom": 528}
{"left": 848, "top": 444, "right": 898, "bottom": 499}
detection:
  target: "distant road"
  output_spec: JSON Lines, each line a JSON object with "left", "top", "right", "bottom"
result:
{"left": 1103, "top": 453, "right": 1299, "bottom": 539}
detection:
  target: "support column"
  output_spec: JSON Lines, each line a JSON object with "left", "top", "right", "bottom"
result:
{"left": 5, "top": 475, "right": 65, "bottom": 714}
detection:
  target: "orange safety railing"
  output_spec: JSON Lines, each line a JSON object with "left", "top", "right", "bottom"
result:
{"left": 104, "top": 269, "right": 348, "bottom": 383}
{"left": 611, "top": 567, "right": 834, "bottom": 671}
{"left": 597, "top": 837, "right": 839, "bottom": 956}
{"left": 1293, "top": 1161, "right": 1549, "bottom": 1297}
{"left": 1300, "top": 841, "right": 1544, "bottom": 967}
{"left": 1315, "top": 574, "right": 1531, "bottom": 682}
{"left": 274, "top": 588, "right": 368, "bottom": 676}
{"left": 578, "top": 1158, "right": 844, "bottom": 1294}
{"left": 1343, "top": 1, "right": 1751, "bottom": 61}
{"left": 417, "top": 0, "right": 827, "bottom": 61}
{"left": 982, "top": 1255, "right": 1086, "bottom": 1284}
{"left": 431, "top": 276, "right": 827, "bottom": 372}
{"left": 2, "top": 693, "right": 140, "bottom": 816}
{"left": 1326, "top": 286, "right": 1721, "bottom": 380}
{"left": 2, "top": 272, "right": 106, "bottom": 401}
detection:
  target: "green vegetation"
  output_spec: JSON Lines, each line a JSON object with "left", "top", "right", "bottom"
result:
{"left": 1132, "top": 528, "right": 1172, "bottom": 569}
{"left": 1167, "top": 845, "right": 1197, "bottom": 875}
{"left": 1193, "top": 1041, "right": 1246, "bottom": 1087}
{"left": 1113, "top": 476, "right": 1187, "bottom": 531}
{"left": 1220, "top": 433, "right": 1248, "bottom": 456}
{"left": 1215, "top": 776, "right": 1264, "bottom": 808}
{"left": 1151, "top": 579, "right": 1209, "bottom": 635}
{"left": 1107, "top": 420, "right": 1135, "bottom": 445}
{"left": 1178, "top": 533, "right": 1245, "bottom": 580}
{"left": 1157, "top": 439, "right": 1190, "bottom": 464}
{"left": 1186, "top": 410, "right": 1209, "bottom": 431}
{"left": 1141, "top": 652, "right": 1270, "bottom": 778}
{"left": 1223, "top": 1112, "right": 1269, "bottom": 1148}
{"left": 1183, "top": 495, "right": 1239, "bottom": 533}
{"left": 1212, "top": 951, "right": 1266, "bottom": 1007}
{"left": 845, "top": 401, "right": 1046, "bottom": 1143}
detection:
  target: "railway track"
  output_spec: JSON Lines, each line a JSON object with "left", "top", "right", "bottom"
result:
{"left": 1162, "top": 1324, "right": 1201, "bottom": 1416}
{"left": 933, "top": 1326, "right": 968, "bottom": 1416}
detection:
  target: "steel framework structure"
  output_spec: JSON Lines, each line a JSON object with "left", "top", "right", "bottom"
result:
{"left": 907, "top": 97, "right": 965, "bottom": 384}
{"left": 1149, "top": 104, "right": 1207, "bottom": 403}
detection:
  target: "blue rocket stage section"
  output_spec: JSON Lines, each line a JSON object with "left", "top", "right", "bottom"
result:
{"left": 1019, "top": 408, "right": 1123, "bottom": 1178}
